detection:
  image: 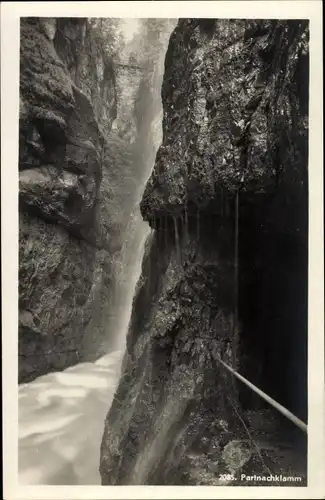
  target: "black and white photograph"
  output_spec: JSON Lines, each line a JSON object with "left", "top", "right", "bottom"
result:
{"left": 1, "top": 1, "right": 324, "bottom": 498}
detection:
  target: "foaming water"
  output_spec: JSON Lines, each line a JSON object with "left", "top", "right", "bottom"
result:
{"left": 19, "top": 350, "right": 124, "bottom": 485}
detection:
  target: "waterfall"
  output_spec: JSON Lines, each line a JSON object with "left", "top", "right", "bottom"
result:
{"left": 18, "top": 18, "right": 175, "bottom": 486}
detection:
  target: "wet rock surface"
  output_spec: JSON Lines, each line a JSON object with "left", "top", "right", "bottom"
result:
{"left": 141, "top": 19, "right": 308, "bottom": 221}
{"left": 19, "top": 18, "right": 110, "bottom": 381}
{"left": 100, "top": 19, "right": 308, "bottom": 485}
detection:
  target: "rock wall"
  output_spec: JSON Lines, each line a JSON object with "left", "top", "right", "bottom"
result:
{"left": 100, "top": 19, "right": 309, "bottom": 485}
{"left": 53, "top": 18, "right": 117, "bottom": 135}
{"left": 19, "top": 17, "right": 149, "bottom": 382}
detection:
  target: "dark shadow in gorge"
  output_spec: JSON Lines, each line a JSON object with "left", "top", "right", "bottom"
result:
{"left": 237, "top": 194, "right": 308, "bottom": 425}
{"left": 236, "top": 40, "right": 309, "bottom": 428}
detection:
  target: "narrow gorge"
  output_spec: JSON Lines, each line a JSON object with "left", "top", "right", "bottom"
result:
{"left": 18, "top": 17, "right": 309, "bottom": 486}
{"left": 18, "top": 16, "right": 175, "bottom": 484}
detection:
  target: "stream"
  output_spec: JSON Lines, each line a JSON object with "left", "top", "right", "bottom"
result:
{"left": 19, "top": 350, "right": 124, "bottom": 484}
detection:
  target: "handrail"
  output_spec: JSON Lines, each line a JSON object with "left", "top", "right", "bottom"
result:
{"left": 215, "top": 355, "right": 308, "bottom": 434}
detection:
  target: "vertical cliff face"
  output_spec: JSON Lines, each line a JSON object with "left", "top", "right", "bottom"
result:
{"left": 53, "top": 18, "right": 117, "bottom": 135}
{"left": 19, "top": 17, "right": 112, "bottom": 382}
{"left": 100, "top": 19, "right": 308, "bottom": 485}
{"left": 18, "top": 17, "right": 171, "bottom": 382}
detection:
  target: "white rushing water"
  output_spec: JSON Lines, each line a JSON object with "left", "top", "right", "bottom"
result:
{"left": 19, "top": 350, "right": 124, "bottom": 485}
